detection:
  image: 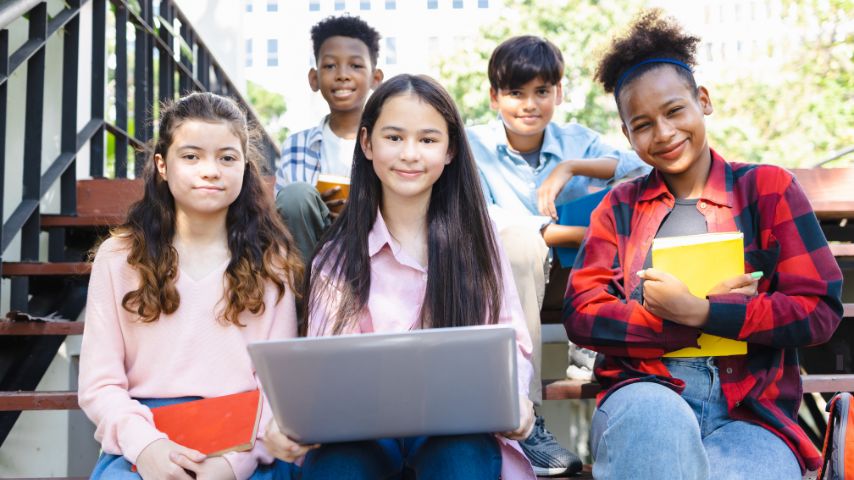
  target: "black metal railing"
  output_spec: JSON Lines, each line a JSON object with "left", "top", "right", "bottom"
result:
{"left": 0, "top": 0, "right": 279, "bottom": 311}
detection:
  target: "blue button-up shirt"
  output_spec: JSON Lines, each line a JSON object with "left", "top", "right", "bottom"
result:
{"left": 467, "top": 118, "right": 649, "bottom": 231}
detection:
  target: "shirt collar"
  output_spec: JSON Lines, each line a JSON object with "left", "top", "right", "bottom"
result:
{"left": 490, "top": 116, "right": 562, "bottom": 159}
{"left": 367, "top": 209, "right": 427, "bottom": 272}
{"left": 307, "top": 116, "right": 327, "bottom": 148}
{"left": 638, "top": 148, "right": 732, "bottom": 207}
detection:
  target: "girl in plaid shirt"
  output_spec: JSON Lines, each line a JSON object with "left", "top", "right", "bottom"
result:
{"left": 564, "top": 10, "right": 843, "bottom": 479}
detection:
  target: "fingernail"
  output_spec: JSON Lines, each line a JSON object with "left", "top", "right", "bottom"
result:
{"left": 636, "top": 269, "right": 645, "bottom": 277}
{"left": 750, "top": 271, "right": 763, "bottom": 279}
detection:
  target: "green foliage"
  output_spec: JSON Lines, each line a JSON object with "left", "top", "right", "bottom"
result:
{"left": 246, "top": 80, "right": 289, "bottom": 146}
{"left": 437, "top": 0, "right": 643, "bottom": 135}
{"left": 438, "top": 0, "right": 853, "bottom": 168}
{"left": 708, "top": 0, "right": 854, "bottom": 167}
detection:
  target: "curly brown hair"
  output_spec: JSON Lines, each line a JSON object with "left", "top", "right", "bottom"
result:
{"left": 595, "top": 9, "right": 700, "bottom": 99}
{"left": 113, "top": 92, "right": 303, "bottom": 326}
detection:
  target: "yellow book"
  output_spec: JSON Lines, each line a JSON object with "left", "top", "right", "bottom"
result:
{"left": 315, "top": 173, "right": 350, "bottom": 214}
{"left": 652, "top": 232, "right": 748, "bottom": 357}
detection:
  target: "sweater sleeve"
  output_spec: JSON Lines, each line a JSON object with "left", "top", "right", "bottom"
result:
{"left": 77, "top": 243, "right": 167, "bottom": 464}
{"left": 563, "top": 193, "right": 700, "bottom": 358}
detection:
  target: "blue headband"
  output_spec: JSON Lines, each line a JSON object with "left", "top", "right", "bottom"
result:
{"left": 614, "top": 58, "right": 693, "bottom": 97}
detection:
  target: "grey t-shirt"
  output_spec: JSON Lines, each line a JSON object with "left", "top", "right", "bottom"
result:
{"left": 519, "top": 149, "right": 541, "bottom": 169}
{"left": 643, "top": 198, "right": 708, "bottom": 269}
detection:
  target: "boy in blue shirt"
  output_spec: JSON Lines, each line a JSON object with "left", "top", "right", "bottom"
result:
{"left": 467, "top": 35, "right": 648, "bottom": 476}
{"left": 274, "top": 15, "right": 383, "bottom": 262}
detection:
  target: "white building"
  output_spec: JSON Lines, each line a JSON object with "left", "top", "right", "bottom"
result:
{"left": 243, "top": 0, "right": 506, "bottom": 133}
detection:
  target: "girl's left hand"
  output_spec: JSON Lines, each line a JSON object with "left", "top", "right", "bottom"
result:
{"left": 169, "top": 454, "right": 235, "bottom": 480}
{"left": 263, "top": 419, "right": 320, "bottom": 462}
{"left": 537, "top": 162, "right": 575, "bottom": 219}
{"left": 638, "top": 268, "right": 709, "bottom": 328}
{"left": 501, "top": 395, "right": 535, "bottom": 441}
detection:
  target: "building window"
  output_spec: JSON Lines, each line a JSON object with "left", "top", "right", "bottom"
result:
{"left": 310, "top": 0, "right": 320, "bottom": 11}
{"left": 427, "top": 0, "right": 438, "bottom": 9}
{"left": 335, "top": 0, "right": 345, "bottom": 10}
{"left": 385, "top": 37, "right": 397, "bottom": 65}
{"left": 478, "top": 0, "right": 488, "bottom": 7}
{"left": 360, "top": 0, "right": 370, "bottom": 10}
{"left": 267, "top": 39, "right": 278, "bottom": 66}
{"left": 267, "top": 0, "right": 277, "bottom": 12}
{"left": 385, "top": 0, "right": 396, "bottom": 9}
{"left": 246, "top": 39, "right": 253, "bottom": 67}
{"left": 453, "top": 0, "right": 463, "bottom": 8}
{"left": 245, "top": 0, "right": 253, "bottom": 12}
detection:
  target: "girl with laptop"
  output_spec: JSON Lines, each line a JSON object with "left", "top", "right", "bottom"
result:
{"left": 263, "top": 74, "right": 538, "bottom": 479}
{"left": 78, "top": 92, "right": 305, "bottom": 479}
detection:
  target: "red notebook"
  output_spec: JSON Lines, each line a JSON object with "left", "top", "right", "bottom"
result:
{"left": 151, "top": 389, "right": 262, "bottom": 456}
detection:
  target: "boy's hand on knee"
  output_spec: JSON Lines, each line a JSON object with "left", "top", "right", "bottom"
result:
{"left": 136, "top": 438, "right": 204, "bottom": 480}
{"left": 537, "top": 163, "right": 575, "bottom": 219}
{"left": 502, "top": 395, "right": 535, "bottom": 441}
{"left": 320, "top": 186, "right": 346, "bottom": 212}
{"left": 637, "top": 268, "right": 710, "bottom": 328}
{"left": 262, "top": 418, "right": 319, "bottom": 462}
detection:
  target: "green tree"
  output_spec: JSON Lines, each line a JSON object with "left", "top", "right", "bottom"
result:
{"left": 246, "top": 80, "right": 289, "bottom": 146}
{"left": 708, "top": 0, "right": 853, "bottom": 167}
{"left": 438, "top": 0, "right": 642, "bottom": 137}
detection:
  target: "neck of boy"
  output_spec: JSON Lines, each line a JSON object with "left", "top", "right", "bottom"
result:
{"left": 504, "top": 127, "right": 545, "bottom": 156}
{"left": 662, "top": 147, "right": 713, "bottom": 200}
{"left": 328, "top": 109, "right": 362, "bottom": 140}
{"left": 381, "top": 191, "right": 430, "bottom": 268}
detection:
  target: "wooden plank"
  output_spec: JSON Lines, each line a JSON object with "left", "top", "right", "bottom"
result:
{"left": 802, "top": 374, "right": 854, "bottom": 393}
{"left": 75, "top": 178, "right": 143, "bottom": 217}
{"left": 790, "top": 168, "right": 854, "bottom": 220}
{"left": 0, "top": 262, "right": 91, "bottom": 276}
{"left": 40, "top": 213, "right": 125, "bottom": 228}
{"left": 0, "top": 391, "right": 79, "bottom": 411}
{"left": 830, "top": 243, "right": 854, "bottom": 258}
{"left": 0, "top": 321, "right": 83, "bottom": 336}
{"left": 543, "top": 379, "right": 600, "bottom": 400}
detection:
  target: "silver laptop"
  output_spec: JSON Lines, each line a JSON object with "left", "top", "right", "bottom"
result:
{"left": 248, "top": 325, "right": 519, "bottom": 444}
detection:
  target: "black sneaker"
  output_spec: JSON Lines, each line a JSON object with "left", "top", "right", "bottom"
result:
{"left": 519, "top": 414, "right": 583, "bottom": 477}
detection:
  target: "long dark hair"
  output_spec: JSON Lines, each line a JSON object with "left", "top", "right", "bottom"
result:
{"left": 304, "top": 74, "right": 503, "bottom": 335}
{"left": 113, "top": 92, "right": 303, "bottom": 326}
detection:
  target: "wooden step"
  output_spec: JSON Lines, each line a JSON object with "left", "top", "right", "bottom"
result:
{"left": 0, "top": 262, "right": 91, "bottom": 277}
{"left": 40, "top": 213, "right": 125, "bottom": 228}
{"left": 0, "top": 321, "right": 83, "bottom": 336}
{"left": 0, "top": 391, "right": 79, "bottom": 411}
{"left": 802, "top": 374, "right": 854, "bottom": 393}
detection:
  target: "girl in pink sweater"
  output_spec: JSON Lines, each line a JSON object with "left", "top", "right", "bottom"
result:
{"left": 78, "top": 92, "right": 306, "bottom": 480}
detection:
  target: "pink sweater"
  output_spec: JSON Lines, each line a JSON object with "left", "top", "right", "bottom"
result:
{"left": 78, "top": 236, "right": 298, "bottom": 479}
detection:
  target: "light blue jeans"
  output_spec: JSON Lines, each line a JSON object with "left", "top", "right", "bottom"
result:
{"left": 90, "top": 397, "right": 298, "bottom": 479}
{"left": 590, "top": 357, "right": 802, "bottom": 480}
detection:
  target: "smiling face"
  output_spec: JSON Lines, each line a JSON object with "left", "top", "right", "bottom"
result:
{"left": 361, "top": 92, "right": 452, "bottom": 207}
{"left": 155, "top": 120, "right": 245, "bottom": 219}
{"left": 310, "top": 35, "right": 383, "bottom": 115}
{"left": 619, "top": 66, "right": 713, "bottom": 188}
{"left": 490, "top": 77, "right": 562, "bottom": 152}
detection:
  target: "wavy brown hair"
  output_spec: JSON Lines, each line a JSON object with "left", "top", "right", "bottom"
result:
{"left": 112, "top": 92, "right": 302, "bottom": 326}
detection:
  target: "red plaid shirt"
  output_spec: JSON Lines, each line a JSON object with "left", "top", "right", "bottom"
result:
{"left": 564, "top": 149, "right": 843, "bottom": 472}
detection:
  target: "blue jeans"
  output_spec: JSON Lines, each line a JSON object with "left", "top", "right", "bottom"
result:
{"left": 590, "top": 357, "right": 801, "bottom": 480}
{"left": 300, "top": 434, "right": 501, "bottom": 480}
{"left": 90, "top": 397, "right": 299, "bottom": 480}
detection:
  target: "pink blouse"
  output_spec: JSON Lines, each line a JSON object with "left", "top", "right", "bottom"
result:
{"left": 308, "top": 210, "right": 537, "bottom": 479}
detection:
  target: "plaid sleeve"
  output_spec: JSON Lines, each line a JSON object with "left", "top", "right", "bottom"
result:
{"left": 703, "top": 168, "right": 843, "bottom": 347}
{"left": 563, "top": 192, "right": 700, "bottom": 358}
{"left": 274, "top": 133, "right": 301, "bottom": 194}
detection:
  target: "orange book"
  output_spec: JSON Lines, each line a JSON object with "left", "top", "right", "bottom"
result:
{"left": 315, "top": 173, "right": 350, "bottom": 213}
{"left": 151, "top": 389, "right": 262, "bottom": 456}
